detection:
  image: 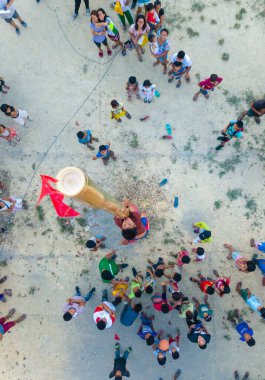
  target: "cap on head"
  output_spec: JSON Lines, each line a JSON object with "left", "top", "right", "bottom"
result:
{"left": 199, "top": 230, "right": 211, "bottom": 240}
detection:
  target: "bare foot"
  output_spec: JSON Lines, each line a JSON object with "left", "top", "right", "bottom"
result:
{"left": 236, "top": 282, "right": 242, "bottom": 292}
{"left": 15, "top": 314, "right": 27, "bottom": 324}
{"left": 6, "top": 308, "right": 16, "bottom": 319}
{"left": 242, "top": 372, "right": 249, "bottom": 380}
{"left": 213, "top": 269, "right": 219, "bottom": 278}
{"left": 223, "top": 243, "right": 233, "bottom": 250}
{"left": 234, "top": 370, "right": 239, "bottom": 380}
{"left": 0, "top": 275, "right": 7, "bottom": 284}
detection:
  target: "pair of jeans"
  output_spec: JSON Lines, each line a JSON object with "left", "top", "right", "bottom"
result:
{"left": 115, "top": 347, "right": 130, "bottom": 361}
{"left": 102, "top": 290, "right": 118, "bottom": 307}
{"left": 75, "top": 0, "right": 89, "bottom": 14}
{"left": 75, "top": 288, "right": 93, "bottom": 302}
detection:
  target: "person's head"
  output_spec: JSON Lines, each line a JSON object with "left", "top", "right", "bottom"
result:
{"left": 181, "top": 255, "right": 191, "bottom": 264}
{"left": 128, "top": 76, "right": 137, "bottom": 85}
{"left": 121, "top": 217, "right": 137, "bottom": 240}
{"left": 146, "top": 333, "right": 154, "bottom": 345}
{"left": 133, "top": 303, "right": 142, "bottom": 312}
{"left": 115, "top": 296, "right": 122, "bottom": 305}
{"left": 198, "top": 335, "right": 207, "bottom": 349}
{"left": 177, "top": 50, "right": 185, "bottom": 60}
{"left": 171, "top": 348, "right": 179, "bottom": 359}
{"left": 97, "top": 8, "right": 107, "bottom": 21}
{"left": 99, "top": 145, "right": 108, "bottom": 155}
{"left": 148, "top": 33, "right": 157, "bottom": 43}
{"left": 86, "top": 239, "right": 97, "bottom": 249}
{"left": 174, "top": 61, "right": 182, "bottom": 69}
{"left": 161, "top": 303, "right": 170, "bottom": 313}
{"left": 222, "top": 284, "right": 231, "bottom": 294}
{"left": 134, "top": 288, "right": 142, "bottom": 298}
{"left": 185, "top": 310, "right": 194, "bottom": 320}
{"left": 173, "top": 272, "right": 182, "bottom": 282}
{"left": 90, "top": 10, "right": 99, "bottom": 23}
{"left": 199, "top": 230, "right": 211, "bottom": 241}
{"left": 146, "top": 2, "right": 154, "bottom": 12}
{"left": 0, "top": 124, "right": 6, "bottom": 133}
{"left": 114, "top": 373, "right": 122, "bottom": 380}
{"left": 210, "top": 74, "right": 218, "bottom": 83}
{"left": 101, "top": 269, "right": 114, "bottom": 281}
{"left": 77, "top": 131, "right": 85, "bottom": 139}
{"left": 246, "top": 261, "right": 256, "bottom": 272}
{"left": 203, "top": 313, "right": 212, "bottom": 322}
{"left": 160, "top": 28, "right": 169, "bottom": 42}
{"left": 145, "top": 285, "right": 153, "bottom": 294}
{"left": 63, "top": 309, "right": 74, "bottom": 321}
{"left": 143, "top": 79, "right": 152, "bottom": 88}
{"left": 135, "top": 15, "right": 147, "bottom": 31}
{"left": 245, "top": 335, "right": 255, "bottom": 347}
{"left": 172, "top": 292, "right": 181, "bottom": 301}
{"left": 260, "top": 307, "right": 265, "bottom": 319}
{"left": 154, "top": 268, "right": 164, "bottom": 278}
{"left": 96, "top": 319, "right": 107, "bottom": 330}
{"left": 157, "top": 353, "right": 166, "bottom": 366}
{"left": 111, "top": 99, "right": 119, "bottom": 109}
{"left": 206, "top": 286, "right": 214, "bottom": 295}
{"left": 196, "top": 247, "right": 205, "bottom": 256}
{"left": 154, "top": 0, "right": 161, "bottom": 10}
{"left": 235, "top": 120, "right": 244, "bottom": 130}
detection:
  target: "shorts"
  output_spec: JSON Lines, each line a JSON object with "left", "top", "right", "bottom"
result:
{"left": 172, "top": 72, "right": 183, "bottom": 80}
{"left": 232, "top": 252, "right": 241, "bottom": 261}
{"left": 247, "top": 109, "right": 259, "bottom": 118}
{"left": 152, "top": 257, "right": 164, "bottom": 270}
{"left": 108, "top": 33, "right": 120, "bottom": 42}
{"left": 200, "top": 88, "right": 208, "bottom": 95}
{"left": 4, "top": 10, "right": 19, "bottom": 23}
{"left": 239, "top": 288, "right": 248, "bottom": 302}
{"left": 137, "top": 0, "right": 149, "bottom": 7}
{"left": 93, "top": 38, "right": 108, "bottom": 48}
{"left": 13, "top": 109, "right": 28, "bottom": 126}
{"left": 0, "top": 318, "right": 15, "bottom": 333}
{"left": 158, "top": 54, "right": 168, "bottom": 63}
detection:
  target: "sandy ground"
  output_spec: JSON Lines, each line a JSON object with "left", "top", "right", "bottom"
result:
{"left": 1, "top": 0, "right": 265, "bottom": 379}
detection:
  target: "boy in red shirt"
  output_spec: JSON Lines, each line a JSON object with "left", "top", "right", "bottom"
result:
{"left": 193, "top": 74, "right": 222, "bottom": 101}
{"left": 146, "top": 3, "right": 159, "bottom": 31}
{"left": 212, "top": 269, "right": 231, "bottom": 297}
{"left": 190, "top": 274, "right": 214, "bottom": 295}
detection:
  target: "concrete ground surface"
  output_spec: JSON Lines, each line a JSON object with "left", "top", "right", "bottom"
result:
{"left": 1, "top": 0, "right": 265, "bottom": 379}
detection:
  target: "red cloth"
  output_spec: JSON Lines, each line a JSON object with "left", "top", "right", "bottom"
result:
{"left": 199, "top": 77, "right": 222, "bottom": 90}
{"left": 200, "top": 280, "right": 214, "bottom": 294}
{"left": 147, "top": 12, "right": 156, "bottom": 23}
{"left": 215, "top": 277, "right": 230, "bottom": 291}
{"left": 0, "top": 317, "right": 15, "bottom": 334}
{"left": 114, "top": 211, "right": 145, "bottom": 236}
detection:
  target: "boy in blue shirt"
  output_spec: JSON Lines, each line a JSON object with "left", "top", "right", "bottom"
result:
{"left": 215, "top": 120, "right": 244, "bottom": 150}
{"left": 228, "top": 309, "right": 255, "bottom": 347}
{"left": 76, "top": 130, "right": 98, "bottom": 150}
{"left": 92, "top": 143, "right": 117, "bottom": 165}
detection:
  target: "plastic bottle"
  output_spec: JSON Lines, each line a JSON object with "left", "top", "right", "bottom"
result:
{"left": 174, "top": 197, "right": 179, "bottom": 208}
{"left": 166, "top": 124, "right": 172, "bottom": 135}
{"left": 154, "top": 89, "right": 160, "bottom": 97}
{"left": 159, "top": 179, "right": 168, "bottom": 186}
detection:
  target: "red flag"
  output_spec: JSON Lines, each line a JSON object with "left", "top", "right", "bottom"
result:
{"left": 38, "top": 175, "right": 80, "bottom": 218}
{"left": 114, "top": 334, "right": 120, "bottom": 341}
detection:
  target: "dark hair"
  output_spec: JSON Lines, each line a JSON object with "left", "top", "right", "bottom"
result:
{"left": 90, "top": 10, "right": 99, "bottom": 22}
{"left": 172, "top": 292, "right": 181, "bottom": 301}
{"left": 236, "top": 120, "right": 244, "bottom": 129}
{"left": 260, "top": 307, "right": 265, "bottom": 319}
{"left": 145, "top": 285, "right": 153, "bottom": 294}
{"left": 0, "top": 124, "right": 6, "bottom": 129}
{"left": 246, "top": 261, "right": 256, "bottom": 272}
{"left": 160, "top": 28, "right": 169, "bottom": 35}
{"left": 161, "top": 303, "right": 170, "bottom": 313}
{"left": 197, "top": 247, "right": 205, "bottom": 256}
{"left": 155, "top": 268, "right": 164, "bottom": 278}
{"left": 115, "top": 296, "right": 122, "bottom": 305}
{"left": 174, "top": 61, "right": 182, "bottom": 67}
{"left": 101, "top": 270, "right": 114, "bottom": 281}
{"left": 206, "top": 286, "right": 214, "bottom": 295}
{"left": 177, "top": 50, "right": 185, "bottom": 59}
{"left": 158, "top": 356, "right": 166, "bottom": 366}
{"left": 0, "top": 104, "right": 8, "bottom": 112}
{"left": 172, "top": 351, "right": 179, "bottom": 359}
{"left": 115, "top": 376, "right": 122, "bottom": 380}
{"left": 210, "top": 74, "right": 218, "bottom": 82}
{"left": 154, "top": 0, "right": 161, "bottom": 7}
{"left": 182, "top": 255, "right": 190, "bottom": 264}
{"left": 97, "top": 8, "right": 107, "bottom": 21}
{"left": 199, "top": 343, "right": 207, "bottom": 350}
{"left": 63, "top": 312, "right": 73, "bottom": 321}
{"left": 134, "top": 288, "right": 142, "bottom": 298}
{"left": 185, "top": 311, "right": 194, "bottom": 320}
{"left": 134, "top": 303, "right": 142, "bottom": 312}
{"left": 86, "top": 239, "right": 96, "bottom": 249}
{"left": 97, "top": 320, "right": 107, "bottom": 330}
{"left": 247, "top": 337, "right": 255, "bottom": 347}
{"left": 135, "top": 15, "right": 147, "bottom": 31}
{"left": 128, "top": 76, "right": 136, "bottom": 84}
{"left": 173, "top": 273, "right": 182, "bottom": 282}
{"left": 199, "top": 230, "right": 211, "bottom": 240}
{"left": 148, "top": 33, "right": 156, "bottom": 43}
{"left": 99, "top": 145, "right": 107, "bottom": 152}
{"left": 111, "top": 100, "right": 119, "bottom": 108}
{"left": 77, "top": 131, "right": 84, "bottom": 139}
{"left": 204, "top": 314, "right": 212, "bottom": 322}
{"left": 223, "top": 284, "right": 230, "bottom": 294}
{"left": 143, "top": 79, "right": 152, "bottom": 87}
{"left": 146, "top": 3, "right": 154, "bottom": 11}
{"left": 122, "top": 227, "right": 137, "bottom": 240}
{"left": 146, "top": 335, "right": 154, "bottom": 345}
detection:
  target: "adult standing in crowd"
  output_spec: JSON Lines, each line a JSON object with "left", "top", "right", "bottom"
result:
{"left": 151, "top": 29, "right": 170, "bottom": 74}
{"left": 72, "top": 0, "right": 90, "bottom": 19}
{"left": 90, "top": 10, "right": 112, "bottom": 58}
{"left": 0, "top": 0, "right": 27, "bottom": 35}
{"left": 169, "top": 50, "right": 192, "bottom": 82}
{"left": 129, "top": 15, "right": 150, "bottom": 62}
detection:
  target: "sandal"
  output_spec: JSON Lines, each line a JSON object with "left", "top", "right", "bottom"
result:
{"left": 107, "top": 49, "right": 112, "bottom": 56}
{"left": 234, "top": 370, "right": 239, "bottom": 380}
{"left": 121, "top": 48, "right": 126, "bottom": 56}
{"left": 99, "top": 51, "right": 103, "bottom": 58}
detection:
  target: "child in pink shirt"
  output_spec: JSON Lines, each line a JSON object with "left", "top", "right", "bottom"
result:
{"left": 193, "top": 73, "right": 222, "bottom": 101}
{"left": 170, "top": 250, "right": 191, "bottom": 267}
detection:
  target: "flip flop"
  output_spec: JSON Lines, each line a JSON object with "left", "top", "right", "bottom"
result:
{"left": 174, "top": 369, "right": 182, "bottom": 379}
{"left": 99, "top": 51, "right": 103, "bottom": 58}
{"left": 242, "top": 372, "right": 249, "bottom": 380}
{"left": 0, "top": 276, "right": 7, "bottom": 284}
{"left": 107, "top": 49, "right": 112, "bottom": 56}
{"left": 6, "top": 308, "right": 16, "bottom": 319}
{"left": 16, "top": 314, "right": 27, "bottom": 323}
{"left": 234, "top": 370, "right": 239, "bottom": 380}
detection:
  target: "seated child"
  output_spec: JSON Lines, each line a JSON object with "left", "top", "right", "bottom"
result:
{"left": 126, "top": 76, "right": 140, "bottom": 101}
{"left": 85, "top": 235, "right": 106, "bottom": 251}
{"left": 110, "top": 100, "right": 131, "bottom": 123}
{"left": 111, "top": 278, "right": 129, "bottom": 301}
{"left": 152, "top": 284, "right": 172, "bottom": 314}
{"left": 146, "top": 3, "right": 160, "bottom": 31}
{"left": 148, "top": 34, "right": 159, "bottom": 55}
{"left": 190, "top": 274, "right": 215, "bottom": 295}
{"left": 92, "top": 143, "right": 117, "bottom": 166}
{"left": 148, "top": 257, "right": 174, "bottom": 278}
{"left": 77, "top": 129, "right": 98, "bottom": 150}
{"left": 192, "top": 247, "right": 206, "bottom": 262}
{"left": 192, "top": 222, "right": 212, "bottom": 244}
{"left": 129, "top": 268, "right": 143, "bottom": 299}
{"left": 0, "top": 125, "right": 19, "bottom": 146}
{"left": 168, "top": 61, "right": 185, "bottom": 88}
{"left": 141, "top": 265, "right": 156, "bottom": 294}
{"left": 139, "top": 80, "right": 156, "bottom": 103}
{"left": 192, "top": 295, "right": 213, "bottom": 322}
{"left": 193, "top": 73, "right": 222, "bottom": 101}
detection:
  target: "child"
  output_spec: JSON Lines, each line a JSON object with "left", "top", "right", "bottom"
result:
{"left": 111, "top": 278, "right": 129, "bottom": 301}
{"left": 148, "top": 34, "right": 159, "bottom": 54}
{"left": 212, "top": 269, "right": 231, "bottom": 297}
{"left": 125, "top": 76, "right": 140, "bottom": 101}
{"left": 190, "top": 274, "right": 215, "bottom": 295}
{"left": 215, "top": 120, "right": 244, "bottom": 151}
{"left": 170, "top": 249, "right": 191, "bottom": 267}
{"left": 0, "top": 104, "right": 31, "bottom": 126}
{"left": 193, "top": 73, "right": 222, "bottom": 101}
{"left": 139, "top": 80, "right": 156, "bottom": 103}
{"left": 146, "top": 3, "right": 159, "bottom": 31}
{"left": 129, "top": 267, "right": 143, "bottom": 299}
{"left": 152, "top": 284, "right": 173, "bottom": 313}
{"left": 192, "top": 295, "right": 213, "bottom": 322}
{"left": 76, "top": 129, "right": 98, "bottom": 150}
{"left": 163, "top": 272, "right": 182, "bottom": 300}
{"left": 148, "top": 257, "right": 174, "bottom": 278}
{"left": 114, "top": 0, "right": 134, "bottom": 31}
{"left": 141, "top": 265, "right": 156, "bottom": 294}
{"left": 250, "top": 238, "right": 265, "bottom": 253}
{"left": 225, "top": 243, "right": 256, "bottom": 273}
{"left": 168, "top": 61, "right": 185, "bottom": 88}
{"left": 85, "top": 235, "right": 106, "bottom": 251}
{"left": 192, "top": 222, "right": 212, "bottom": 244}
{"left": 0, "top": 309, "right": 26, "bottom": 341}
{"left": 110, "top": 100, "right": 131, "bottom": 123}
{"left": 192, "top": 247, "right": 206, "bottom": 262}
{"left": 137, "top": 313, "right": 157, "bottom": 346}
{"left": 0, "top": 76, "right": 10, "bottom": 94}
{"left": 0, "top": 125, "right": 20, "bottom": 146}
{"left": 92, "top": 143, "right": 117, "bottom": 165}
{"left": 168, "top": 328, "right": 180, "bottom": 360}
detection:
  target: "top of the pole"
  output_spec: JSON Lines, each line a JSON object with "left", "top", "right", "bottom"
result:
{"left": 56, "top": 167, "right": 85, "bottom": 197}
